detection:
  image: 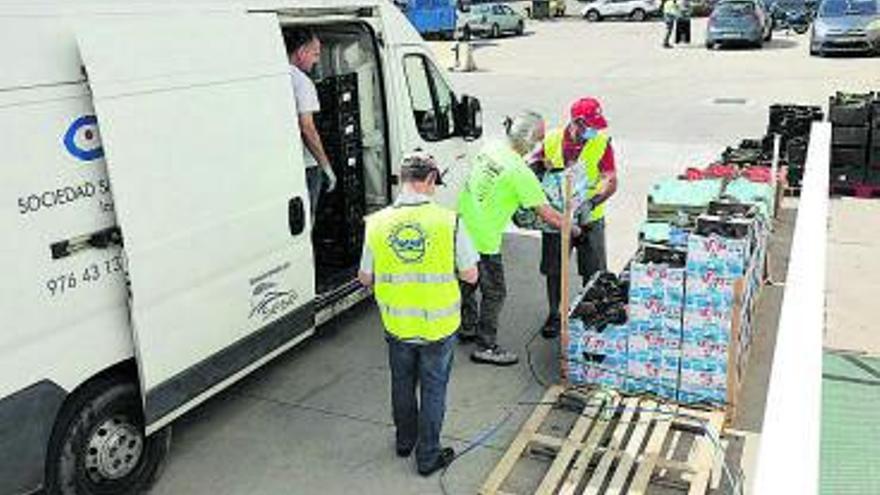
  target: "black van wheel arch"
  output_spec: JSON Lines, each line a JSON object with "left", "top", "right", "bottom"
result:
{"left": 44, "top": 374, "right": 171, "bottom": 495}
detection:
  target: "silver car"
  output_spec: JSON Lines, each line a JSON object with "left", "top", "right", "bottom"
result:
{"left": 458, "top": 3, "right": 526, "bottom": 39}
{"left": 810, "top": 0, "right": 880, "bottom": 55}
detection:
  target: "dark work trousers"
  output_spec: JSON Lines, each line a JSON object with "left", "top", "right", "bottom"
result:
{"left": 459, "top": 253, "right": 506, "bottom": 349}
{"left": 540, "top": 219, "right": 608, "bottom": 319}
{"left": 386, "top": 333, "right": 455, "bottom": 471}
{"left": 663, "top": 16, "right": 676, "bottom": 46}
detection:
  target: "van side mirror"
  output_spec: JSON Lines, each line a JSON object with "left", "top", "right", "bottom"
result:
{"left": 456, "top": 95, "right": 483, "bottom": 141}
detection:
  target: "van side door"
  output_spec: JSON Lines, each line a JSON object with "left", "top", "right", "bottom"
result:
{"left": 393, "top": 46, "right": 478, "bottom": 207}
{"left": 76, "top": 12, "right": 315, "bottom": 432}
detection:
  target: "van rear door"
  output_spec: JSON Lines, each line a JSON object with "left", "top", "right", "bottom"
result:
{"left": 76, "top": 12, "right": 315, "bottom": 432}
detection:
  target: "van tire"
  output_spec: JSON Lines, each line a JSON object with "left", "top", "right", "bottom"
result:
{"left": 631, "top": 8, "right": 646, "bottom": 21}
{"left": 585, "top": 10, "right": 601, "bottom": 22}
{"left": 516, "top": 20, "right": 525, "bottom": 35}
{"left": 45, "top": 375, "right": 171, "bottom": 495}
{"left": 491, "top": 23, "right": 501, "bottom": 38}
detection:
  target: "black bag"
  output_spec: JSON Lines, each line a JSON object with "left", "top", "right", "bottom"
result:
{"left": 675, "top": 18, "right": 691, "bottom": 44}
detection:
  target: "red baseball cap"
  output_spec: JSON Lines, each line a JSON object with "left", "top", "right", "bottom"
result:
{"left": 570, "top": 97, "right": 607, "bottom": 130}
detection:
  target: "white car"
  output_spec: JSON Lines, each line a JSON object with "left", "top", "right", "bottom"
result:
{"left": 581, "top": 0, "right": 662, "bottom": 21}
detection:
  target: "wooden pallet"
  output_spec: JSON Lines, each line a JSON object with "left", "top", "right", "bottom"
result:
{"left": 480, "top": 386, "right": 726, "bottom": 495}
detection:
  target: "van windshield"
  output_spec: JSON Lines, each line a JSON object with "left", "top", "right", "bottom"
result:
{"left": 819, "top": 0, "right": 877, "bottom": 16}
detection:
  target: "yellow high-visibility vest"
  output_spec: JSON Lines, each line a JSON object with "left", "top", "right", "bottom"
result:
{"left": 544, "top": 128, "right": 610, "bottom": 222}
{"left": 365, "top": 202, "right": 461, "bottom": 341}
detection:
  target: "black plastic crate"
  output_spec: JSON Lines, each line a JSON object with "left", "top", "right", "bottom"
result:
{"left": 325, "top": 141, "right": 363, "bottom": 174}
{"left": 316, "top": 111, "right": 361, "bottom": 144}
{"left": 786, "top": 138, "right": 809, "bottom": 166}
{"left": 316, "top": 75, "right": 358, "bottom": 115}
{"left": 832, "top": 125, "right": 870, "bottom": 147}
{"left": 829, "top": 92, "right": 874, "bottom": 126}
{"left": 829, "top": 164, "right": 866, "bottom": 185}
{"left": 831, "top": 146, "right": 868, "bottom": 168}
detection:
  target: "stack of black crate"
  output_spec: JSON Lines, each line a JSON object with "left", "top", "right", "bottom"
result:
{"left": 869, "top": 97, "right": 880, "bottom": 186}
{"left": 765, "top": 104, "right": 823, "bottom": 189}
{"left": 312, "top": 73, "right": 366, "bottom": 267}
{"left": 829, "top": 92, "right": 874, "bottom": 188}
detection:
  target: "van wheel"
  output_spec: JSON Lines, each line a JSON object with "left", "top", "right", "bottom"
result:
{"left": 585, "top": 10, "right": 601, "bottom": 22}
{"left": 462, "top": 25, "right": 472, "bottom": 40}
{"left": 45, "top": 375, "right": 171, "bottom": 495}
{"left": 491, "top": 23, "right": 501, "bottom": 38}
{"left": 631, "top": 8, "right": 646, "bottom": 21}
{"left": 516, "top": 20, "right": 525, "bottom": 35}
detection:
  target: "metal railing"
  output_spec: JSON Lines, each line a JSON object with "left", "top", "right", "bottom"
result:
{"left": 751, "top": 122, "right": 830, "bottom": 494}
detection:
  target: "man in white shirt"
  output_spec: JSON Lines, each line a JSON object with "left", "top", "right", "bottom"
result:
{"left": 284, "top": 28, "right": 337, "bottom": 218}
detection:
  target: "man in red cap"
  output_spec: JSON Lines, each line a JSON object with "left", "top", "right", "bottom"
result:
{"left": 532, "top": 97, "right": 619, "bottom": 339}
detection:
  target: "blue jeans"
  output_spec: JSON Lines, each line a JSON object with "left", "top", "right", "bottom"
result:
{"left": 386, "top": 333, "right": 455, "bottom": 470}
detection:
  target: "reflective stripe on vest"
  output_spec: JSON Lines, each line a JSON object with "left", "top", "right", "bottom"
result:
{"left": 365, "top": 202, "right": 461, "bottom": 341}
{"left": 544, "top": 128, "right": 609, "bottom": 222}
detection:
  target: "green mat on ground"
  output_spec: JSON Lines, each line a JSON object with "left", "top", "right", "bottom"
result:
{"left": 821, "top": 351, "right": 880, "bottom": 495}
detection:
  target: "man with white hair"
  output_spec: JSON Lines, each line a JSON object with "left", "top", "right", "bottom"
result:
{"left": 457, "top": 111, "right": 579, "bottom": 366}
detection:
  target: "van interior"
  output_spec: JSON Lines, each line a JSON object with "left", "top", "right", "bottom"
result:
{"left": 279, "top": 20, "right": 391, "bottom": 306}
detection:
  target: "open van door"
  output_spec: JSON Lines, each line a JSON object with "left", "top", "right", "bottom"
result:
{"left": 76, "top": 12, "right": 315, "bottom": 432}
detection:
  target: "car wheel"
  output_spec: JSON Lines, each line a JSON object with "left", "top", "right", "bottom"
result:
{"left": 631, "top": 8, "right": 647, "bottom": 21}
{"left": 764, "top": 26, "right": 773, "bottom": 41}
{"left": 516, "top": 20, "right": 525, "bottom": 36}
{"left": 706, "top": 40, "right": 715, "bottom": 49}
{"left": 585, "top": 10, "right": 601, "bottom": 22}
{"left": 45, "top": 376, "right": 171, "bottom": 495}
{"left": 794, "top": 24, "right": 809, "bottom": 35}
{"left": 462, "top": 25, "right": 472, "bottom": 41}
{"left": 491, "top": 23, "right": 500, "bottom": 38}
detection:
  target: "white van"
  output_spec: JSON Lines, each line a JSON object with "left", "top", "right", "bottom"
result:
{"left": 0, "top": 1, "right": 482, "bottom": 493}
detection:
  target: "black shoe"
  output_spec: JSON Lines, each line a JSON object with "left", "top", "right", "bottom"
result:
{"left": 541, "top": 316, "right": 560, "bottom": 339}
{"left": 418, "top": 447, "right": 455, "bottom": 477}
{"left": 396, "top": 445, "right": 414, "bottom": 457}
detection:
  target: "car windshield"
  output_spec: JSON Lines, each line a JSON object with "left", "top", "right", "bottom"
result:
{"left": 819, "top": 0, "right": 877, "bottom": 16}
{"left": 716, "top": 2, "right": 757, "bottom": 15}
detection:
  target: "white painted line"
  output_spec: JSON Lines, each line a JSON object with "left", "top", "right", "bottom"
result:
{"left": 752, "top": 122, "right": 829, "bottom": 495}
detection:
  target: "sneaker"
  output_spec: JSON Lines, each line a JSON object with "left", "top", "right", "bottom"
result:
{"left": 471, "top": 345, "right": 519, "bottom": 366}
{"left": 417, "top": 447, "right": 455, "bottom": 476}
{"left": 541, "top": 316, "right": 560, "bottom": 339}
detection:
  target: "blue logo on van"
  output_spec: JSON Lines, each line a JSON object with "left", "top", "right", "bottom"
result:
{"left": 63, "top": 115, "right": 104, "bottom": 161}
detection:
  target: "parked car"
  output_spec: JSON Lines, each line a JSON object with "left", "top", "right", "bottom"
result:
{"left": 459, "top": 2, "right": 526, "bottom": 38}
{"left": 810, "top": 0, "right": 880, "bottom": 56}
{"left": 581, "top": 0, "right": 661, "bottom": 21}
{"left": 706, "top": 0, "right": 774, "bottom": 47}
{"left": 767, "top": 0, "right": 813, "bottom": 33}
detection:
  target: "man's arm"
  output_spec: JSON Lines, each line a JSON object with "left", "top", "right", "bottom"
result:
{"left": 299, "top": 113, "right": 336, "bottom": 189}
{"left": 589, "top": 143, "right": 618, "bottom": 208}
{"left": 455, "top": 222, "right": 480, "bottom": 285}
{"left": 299, "top": 113, "right": 330, "bottom": 168}
{"left": 357, "top": 241, "right": 374, "bottom": 287}
{"left": 535, "top": 204, "right": 582, "bottom": 238}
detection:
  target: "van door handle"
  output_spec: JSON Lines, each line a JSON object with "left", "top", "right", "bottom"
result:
{"left": 289, "top": 197, "right": 305, "bottom": 236}
{"left": 50, "top": 226, "right": 122, "bottom": 260}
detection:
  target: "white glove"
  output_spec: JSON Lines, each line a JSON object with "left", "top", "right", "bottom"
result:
{"left": 322, "top": 165, "right": 337, "bottom": 193}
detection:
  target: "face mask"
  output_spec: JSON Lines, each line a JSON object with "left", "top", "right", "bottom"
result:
{"left": 581, "top": 127, "right": 598, "bottom": 141}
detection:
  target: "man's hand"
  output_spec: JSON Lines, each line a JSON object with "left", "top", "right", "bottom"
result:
{"left": 571, "top": 224, "right": 582, "bottom": 239}
{"left": 323, "top": 165, "right": 337, "bottom": 192}
{"left": 357, "top": 271, "right": 374, "bottom": 288}
{"left": 459, "top": 266, "right": 478, "bottom": 285}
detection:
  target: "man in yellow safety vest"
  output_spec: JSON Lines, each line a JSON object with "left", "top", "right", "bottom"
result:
{"left": 533, "top": 97, "right": 619, "bottom": 339}
{"left": 358, "top": 152, "right": 479, "bottom": 477}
